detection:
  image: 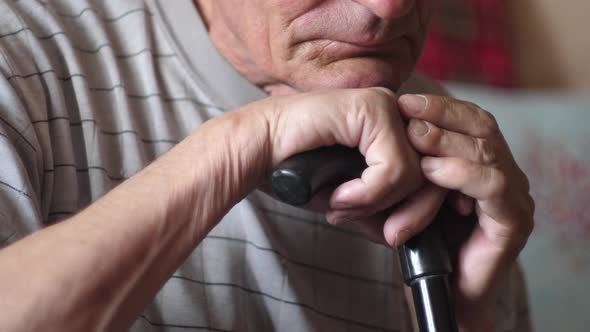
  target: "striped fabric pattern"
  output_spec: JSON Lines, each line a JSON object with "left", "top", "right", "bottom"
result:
{"left": 0, "top": 1, "right": 529, "bottom": 331}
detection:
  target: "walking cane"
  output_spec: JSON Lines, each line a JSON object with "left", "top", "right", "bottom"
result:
{"left": 270, "top": 145, "right": 458, "bottom": 332}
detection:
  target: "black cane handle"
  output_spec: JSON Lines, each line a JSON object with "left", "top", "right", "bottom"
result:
{"left": 270, "top": 145, "right": 458, "bottom": 332}
{"left": 270, "top": 145, "right": 366, "bottom": 205}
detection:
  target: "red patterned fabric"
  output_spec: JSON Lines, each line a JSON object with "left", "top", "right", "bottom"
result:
{"left": 416, "top": 0, "right": 514, "bottom": 87}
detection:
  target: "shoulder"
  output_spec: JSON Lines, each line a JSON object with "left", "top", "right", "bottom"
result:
{"left": 398, "top": 72, "right": 449, "bottom": 96}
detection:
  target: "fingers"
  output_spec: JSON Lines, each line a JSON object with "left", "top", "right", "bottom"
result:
{"left": 382, "top": 183, "right": 447, "bottom": 247}
{"left": 326, "top": 182, "right": 447, "bottom": 247}
{"left": 329, "top": 151, "right": 422, "bottom": 213}
{"left": 320, "top": 88, "right": 423, "bottom": 214}
{"left": 421, "top": 156, "right": 533, "bottom": 232}
{"left": 398, "top": 93, "right": 533, "bottom": 224}
{"left": 397, "top": 93, "right": 535, "bottom": 322}
{"left": 265, "top": 87, "right": 425, "bottom": 215}
{"left": 400, "top": 94, "right": 513, "bottom": 171}
{"left": 406, "top": 118, "right": 513, "bottom": 167}
{"left": 421, "top": 157, "right": 504, "bottom": 201}
{"left": 398, "top": 94, "right": 500, "bottom": 139}
{"left": 263, "top": 87, "right": 429, "bottom": 245}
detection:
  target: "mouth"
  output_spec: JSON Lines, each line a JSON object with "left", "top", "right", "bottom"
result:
{"left": 312, "top": 37, "right": 411, "bottom": 63}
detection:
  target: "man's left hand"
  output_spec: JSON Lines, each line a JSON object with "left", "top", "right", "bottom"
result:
{"left": 395, "top": 94, "right": 535, "bottom": 329}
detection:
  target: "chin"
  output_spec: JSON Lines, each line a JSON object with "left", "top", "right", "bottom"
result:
{"left": 292, "top": 57, "right": 414, "bottom": 92}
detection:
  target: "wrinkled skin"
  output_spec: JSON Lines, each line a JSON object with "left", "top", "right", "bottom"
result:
{"left": 195, "top": 1, "right": 534, "bottom": 330}
{"left": 197, "top": 0, "right": 433, "bottom": 93}
{"left": 0, "top": 2, "right": 532, "bottom": 331}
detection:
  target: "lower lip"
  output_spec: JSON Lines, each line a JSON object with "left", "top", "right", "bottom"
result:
{"left": 322, "top": 39, "right": 408, "bottom": 59}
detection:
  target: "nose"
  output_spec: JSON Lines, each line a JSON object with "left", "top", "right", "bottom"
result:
{"left": 353, "top": 0, "right": 414, "bottom": 19}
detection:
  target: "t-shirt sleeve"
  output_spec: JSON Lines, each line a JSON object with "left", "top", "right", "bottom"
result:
{"left": 0, "top": 56, "right": 44, "bottom": 248}
{"left": 0, "top": 0, "right": 71, "bottom": 247}
{"left": 0, "top": 33, "right": 44, "bottom": 248}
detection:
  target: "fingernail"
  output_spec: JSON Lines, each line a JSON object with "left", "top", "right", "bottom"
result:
{"left": 394, "top": 229, "right": 412, "bottom": 247}
{"left": 422, "top": 157, "right": 443, "bottom": 173}
{"left": 330, "top": 180, "right": 367, "bottom": 209}
{"left": 399, "top": 94, "right": 428, "bottom": 114}
{"left": 410, "top": 119, "right": 429, "bottom": 136}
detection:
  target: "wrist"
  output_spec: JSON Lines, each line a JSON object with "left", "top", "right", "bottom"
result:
{"left": 158, "top": 104, "right": 271, "bottom": 224}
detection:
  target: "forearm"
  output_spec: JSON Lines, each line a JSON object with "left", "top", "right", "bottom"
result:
{"left": 0, "top": 109, "right": 269, "bottom": 331}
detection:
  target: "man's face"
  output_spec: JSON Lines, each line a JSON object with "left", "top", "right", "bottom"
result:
{"left": 204, "top": 0, "right": 433, "bottom": 92}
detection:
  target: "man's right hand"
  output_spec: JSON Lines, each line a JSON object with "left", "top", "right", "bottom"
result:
{"left": 0, "top": 88, "right": 446, "bottom": 332}
{"left": 223, "top": 87, "right": 446, "bottom": 246}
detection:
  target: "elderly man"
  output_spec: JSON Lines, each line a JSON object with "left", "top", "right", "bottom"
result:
{"left": 0, "top": 0, "right": 533, "bottom": 331}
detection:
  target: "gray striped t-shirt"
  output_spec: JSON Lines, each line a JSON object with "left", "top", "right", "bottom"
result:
{"left": 0, "top": 0, "right": 530, "bottom": 331}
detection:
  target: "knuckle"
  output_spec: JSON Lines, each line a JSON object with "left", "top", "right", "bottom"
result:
{"left": 395, "top": 161, "right": 423, "bottom": 188}
{"left": 527, "top": 217, "right": 536, "bottom": 237}
{"left": 351, "top": 89, "right": 372, "bottom": 113}
{"left": 514, "top": 203, "right": 535, "bottom": 249}
{"left": 523, "top": 193, "right": 536, "bottom": 223}
{"left": 351, "top": 88, "right": 393, "bottom": 119}
{"left": 478, "top": 109, "right": 500, "bottom": 137}
{"left": 368, "top": 86, "right": 396, "bottom": 100}
{"left": 422, "top": 122, "right": 442, "bottom": 147}
{"left": 348, "top": 91, "right": 377, "bottom": 133}
{"left": 357, "top": 87, "right": 393, "bottom": 106}
{"left": 527, "top": 192, "right": 536, "bottom": 214}
{"left": 485, "top": 167, "right": 509, "bottom": 198}
{"left": 331, "top": 89, "right": 399, "bottom": 150}
{"left": 439, "top": 96, "right": 455, "bottom": 110}
{"left": 526, "top": 201, "right": 536, "bottom": 234}
{"left": 475, "top": 138, "right": 497, "bottom": 164}
{"left": 384, "top": 163, "right": 403, "bottom": 186}
{"left": 441, "top": 95, "right": 468, "bottom": 111}
{"left": 520, "top": 168, "right": 532, "bottom": 193}
{"left": 438, "top": 96, "right": 455, "bottom": 119}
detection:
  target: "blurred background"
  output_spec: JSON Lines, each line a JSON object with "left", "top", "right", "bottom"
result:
{"left": 415, "top": 1, "right": 590, "bottom": 331}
